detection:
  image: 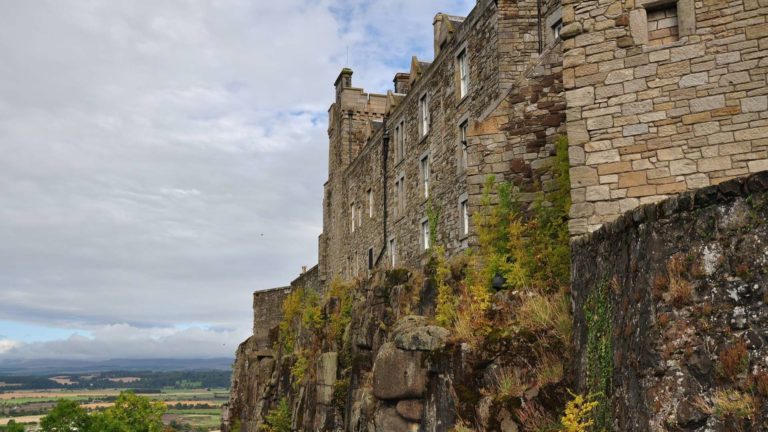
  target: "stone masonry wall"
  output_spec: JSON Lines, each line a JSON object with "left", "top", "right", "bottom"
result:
{"left": 562, "top": 0, "right": 768, "bottom": 235}
{"left": 571, "top": 171, "right": 768, "bottom": 430}
{"left": 252, "top": 286, "right": 291, "bottom": 349}
{"left": 320, "top": 0, "right": 561, "bottom": 282}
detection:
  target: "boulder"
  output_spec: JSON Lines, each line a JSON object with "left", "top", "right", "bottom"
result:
{"left": 374, "top": 406, "right": 418, "bottom": 432}
{"left": 392, "top": 315, "right": 450, "bottom": 351}
{"left": 373, "top": 342, "right": 426, "bottom": 400}
{"left": 395, "top": 325, "right": 450, "bottom": 351}
{"left": 395, "top": 400, "right": 424, "bottom": 422}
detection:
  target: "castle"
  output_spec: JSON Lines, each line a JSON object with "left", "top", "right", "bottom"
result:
{"left": 228, "top": 0, "right": 768, "bottom": 429}
{"left": 250, "top": 0, "right": 768, "bottom": 349}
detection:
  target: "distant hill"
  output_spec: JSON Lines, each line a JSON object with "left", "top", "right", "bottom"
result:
{"left": 0, "top": 357, "right": 232, "bottom": 376}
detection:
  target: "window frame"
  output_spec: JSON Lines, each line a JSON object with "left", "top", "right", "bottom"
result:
{"left": 420, "top": 153, "right": 430, "bottom": 199}
{"left": 419, "top": 93, "right": 429, "bottom": 137}
{"left": 389, "top": 237, "right": 396, "bottom": 267}
{"left": 350, "top": 202, "right": 355, "bottom": 233}
{"left": 457, "top": 49, "right": 469, "bottom": 99}
{"left": 421, "top": 218, "right": 430, "bottom": 251}
{"left": 367, "top": 188, "right": 373, "bottom": 218}
{"left": 459, "top": 120, "right": 469, "bottom": 171}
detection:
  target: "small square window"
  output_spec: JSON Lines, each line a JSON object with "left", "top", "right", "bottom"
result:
{"left": 647, "top": 3, "right": 679, "bottom": 46}
{"left": 552, "top": 19, "right": 563, "bottom": 40}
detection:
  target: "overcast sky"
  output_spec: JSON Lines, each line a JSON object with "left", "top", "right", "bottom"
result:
{"left": 0, "top": 0, "right": 474, "bottom": 361}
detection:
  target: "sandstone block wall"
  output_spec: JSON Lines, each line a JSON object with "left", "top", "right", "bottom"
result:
{"left": 562, "top": 0, "right": 768, "bottom": 235}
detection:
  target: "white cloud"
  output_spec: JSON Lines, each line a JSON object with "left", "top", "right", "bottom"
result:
{"left": 0, "top": 0, "right": 474, "bottom": 360}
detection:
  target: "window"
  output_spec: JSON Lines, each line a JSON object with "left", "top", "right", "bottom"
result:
{"left": 389, "top": 238, "right": 396, "bottom": 267}
{"left": 457, "top": 49, "right": 469, "bottom": 99}
{"left": 367, "top": 189, "right": 373, "bottom": 218}
{"left": 421, "top": 219, "right": 430, "bottom": 250}
{"left": 395, "top": 121, "right": 405, "bottom": 161}
{"left": 420, "top": 155, "right": 430, "bottom": 198}
{"left": 552, "top": 19, "right": 563, "bottom": 40}
{"left": 460, "top": 199, "right": 469, "bottom": 236}
{"left": 368, "top": 247, "right": 373, "bottom": 270}
{"left": 350, "top": 202, "right": 355, "bottom": 232}
{"left": 459, "top": 120, "right": 468, "bottom": 170}
{"left": 419, "top": 93, "right": 429, "bottom": 137}
{"left": 357, "top": 203, "right": 362, "bottom": 227}
{"left": 646, "top": 3, "right": 679, "bottom": 46}
{"left": 395, "top": 174, "right": 405, "bottom": 217}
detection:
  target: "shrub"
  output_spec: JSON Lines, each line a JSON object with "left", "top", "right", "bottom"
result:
{"left": 260, "top": 398, "right": 292, "bottom": 432}
{"left": 712, "top": 390, "right": 755, "bottom": 420}
{"left": 718, "top": 340, "right": 749, "bottom": 380}
{"left": 561, "top": 391, "right": 599, "bottom": 432}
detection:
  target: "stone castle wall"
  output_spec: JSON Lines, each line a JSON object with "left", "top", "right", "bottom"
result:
{"left": 319, "top": 0, "right": 566, "bottom": 282}
{"left": 571, "top": 171, "right": 768, "bottom": 430}
{"left": 562, "top": 0, "right": 768, "bottom": 235}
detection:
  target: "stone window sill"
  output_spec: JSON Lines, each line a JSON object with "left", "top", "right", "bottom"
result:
{"left": 642, "top": 36, "right": 688, "bottom": 53}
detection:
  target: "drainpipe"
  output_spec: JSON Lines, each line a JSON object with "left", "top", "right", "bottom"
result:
{"left": 375, "top": 118, "right": 390, "bottom": 266}
{"left": 537, "top": 0, "right": 543, "bottom": 54}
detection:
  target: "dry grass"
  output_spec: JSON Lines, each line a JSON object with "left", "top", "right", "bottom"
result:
{"left": 535, "top": 356, "right": 564, "bottom": 387}
{"left": 518, "top": 291, "right": 572, "bottom": 346}
{"left": 488, "top": 367, "right": 527, "bottom": 400}
{"left": 753, "top": 371, "right": 768, "bottom": 397}
{"left": 712, "top": 390, "right": 755, "bottom": 420}
{"left": 668, "top": 254, "right": 693, "bottom": 307}
{"left": 718, "top": 340, "right": 749, "bottom": 380}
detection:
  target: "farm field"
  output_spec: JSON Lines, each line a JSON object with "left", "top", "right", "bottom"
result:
{"left": 0, "top": 387, "right": 229, "bottom": 431}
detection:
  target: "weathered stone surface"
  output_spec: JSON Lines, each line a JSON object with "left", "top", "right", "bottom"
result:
{"left": 374, "top": 406, "right": 418, "bottom": 432}
{"left": 316, "top": 352, "right": 338, "bottom": 405}
{"left": 394, "top": 325, "right": 450, "bottom": 351}
{"left": 395, "top": 400, "right": 424, "bottom": 422}
{"left": 372, "top": 342, "right": 426, "bottom": 400}
{"left": 559, "top": 22, "right": 583, "bottom": 39}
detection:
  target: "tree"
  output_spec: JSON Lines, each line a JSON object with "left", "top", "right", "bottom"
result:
{"left": 104, "top": 391, "right": 167, "bottom": 432}
{"left": 3, "top": 420, "right": 26, "bottom": 432}
{"left": 40, "top": 399, "right": 90, "bottom": 432}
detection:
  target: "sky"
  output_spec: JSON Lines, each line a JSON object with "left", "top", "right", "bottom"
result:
{"left": 0, "top": 0, "right": 475, "bottom": 361}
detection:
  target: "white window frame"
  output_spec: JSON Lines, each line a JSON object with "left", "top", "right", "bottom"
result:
{"left": 459, "top": 120, "right": 468, "bottom": 170}
{"left": 458, "top": 49, "right": 469, "bottom": 99}
{"left": 367, "top": 189, "right": 373, "bottom": 218}
{"left": 420, "top": 154, "right": 430, "bottom": 199}
{"left": 357, "top": 202, "right": 362, "bottom": 227}
{"left": 460, "top": 198, "right": 469, "bottom": 236}
{"left": 421, "top": 219, "right": 430, "bottom": 251}
{"left": 350, "top": 202, "right": 355, "bottom": 233}
{"left": 389, "top": 237, "right": 396, "bottom": 267}
{"left": 419, "top": 93, "right": 429, "bottom": 137}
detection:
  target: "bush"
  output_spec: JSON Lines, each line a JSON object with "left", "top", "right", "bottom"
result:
{"left": 260, "top": 398, "right": 292, "bottom": 432}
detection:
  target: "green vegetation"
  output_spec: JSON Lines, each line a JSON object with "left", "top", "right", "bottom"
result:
{"left": 561, "top": 391, "right": 600, "bottom": 432}
{"left": 37, "top": 391, "right": 166, "bottom": 432}
{"left": 0, "top": 420, "right": 25, "bottom": 432}
{"left": 260, "top": 398, "right": 291, "bottom": 432}
{"left": 583, "top": 278, "right": 612, "bottom": 431}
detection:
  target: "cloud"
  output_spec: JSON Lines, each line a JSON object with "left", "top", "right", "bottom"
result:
{"left": 0, "top": 324, "right": 242, "bottom": 360}
{"left": 0, "top": 0, "right": 474, "bottom": 360}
